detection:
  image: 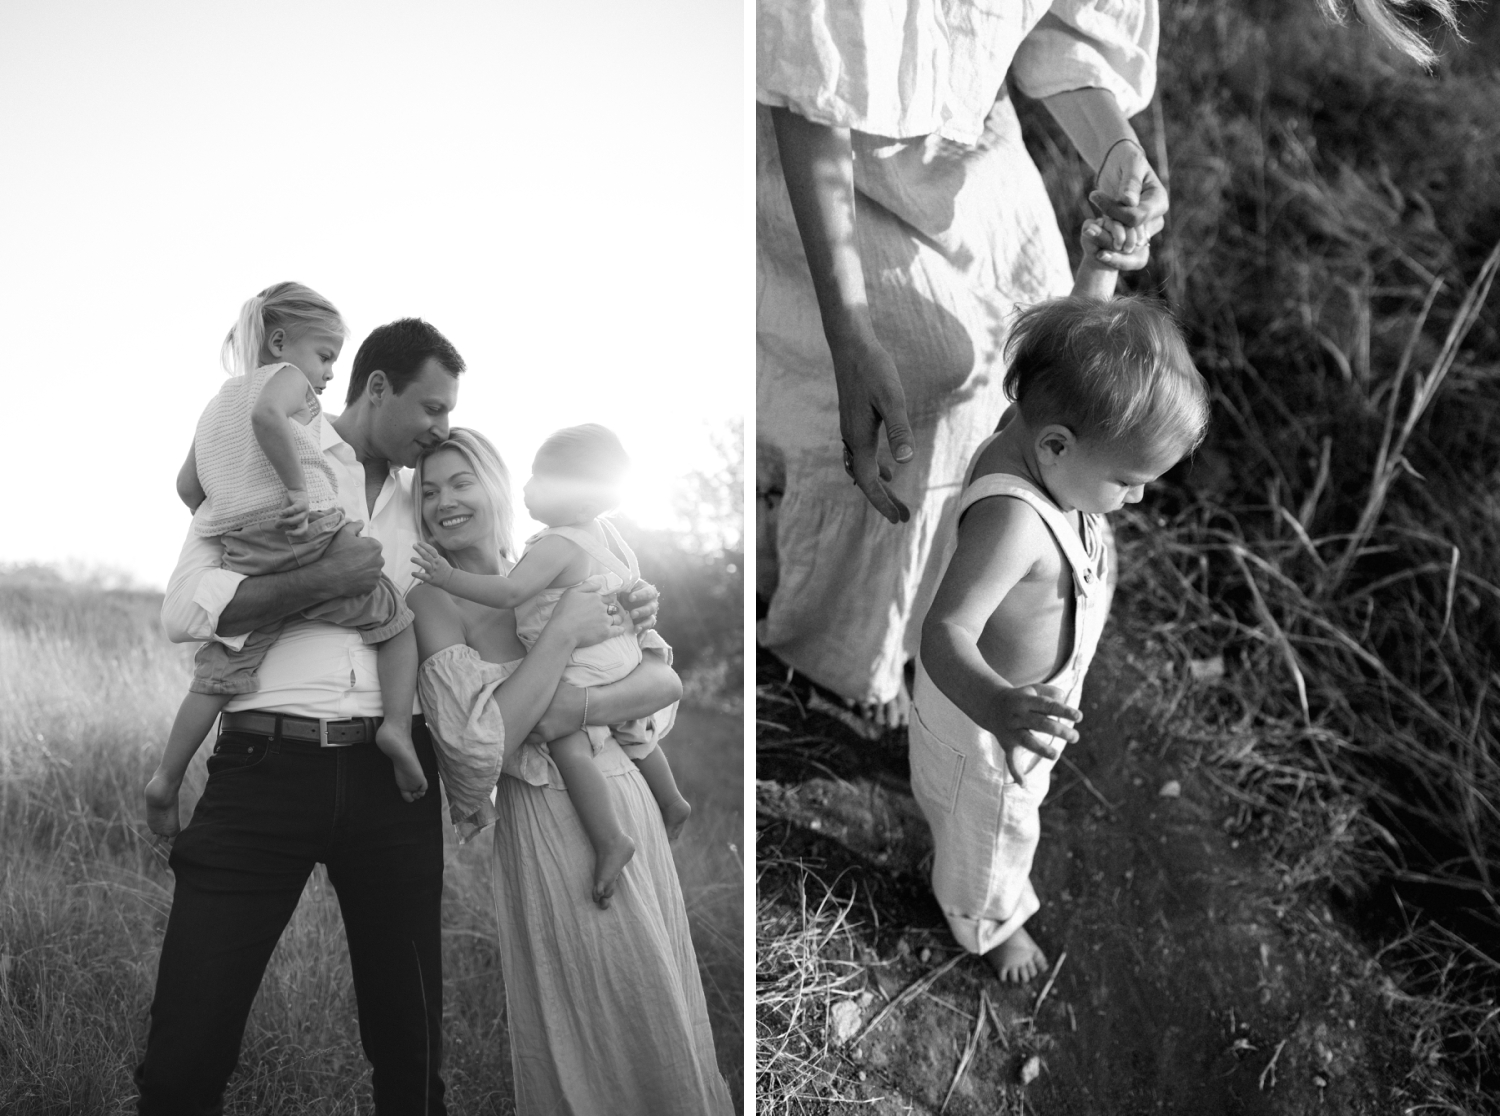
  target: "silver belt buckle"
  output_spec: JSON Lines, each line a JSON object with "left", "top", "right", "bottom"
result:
{"left": 318, "top": 719, "right": 351, "bottom": 748}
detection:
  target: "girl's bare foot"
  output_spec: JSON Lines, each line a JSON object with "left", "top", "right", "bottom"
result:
{"left": 661, "top": 797, "right": 692, "bottom": 841}
{"left": 144, "top": 774, "right": 182, "bottom": 838}
{"left": 375, "top": 723, "right": 428, "bottom": 802}
{"left": 592, "top": 833, "right": 636, "bottom": 909}
{"left": 983, "top": 926, "right": 1049, "bottom": 984}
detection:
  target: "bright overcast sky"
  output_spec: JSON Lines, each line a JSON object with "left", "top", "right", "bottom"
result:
{"left": 0, "top": 0, "right": 746, "bottom": 589}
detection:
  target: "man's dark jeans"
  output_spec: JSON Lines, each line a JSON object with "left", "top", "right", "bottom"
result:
{"left": 135, "top": 718, "right": 447, "bottom": 1115}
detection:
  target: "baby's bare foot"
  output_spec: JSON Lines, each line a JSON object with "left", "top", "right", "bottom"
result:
{"left": 375, "top": 723, "right": 428, "bottom": 802}
{"left": 144, "top": 774, "right": 182, "bottom": 839}
{"left": 592, "top": 833, "right": 636, "bottom": 910}
{"left": 983, "top": 926, "right": 1049, "bottom": 985}
{"left": 661, "top": 797, "right": 692, "bottom": 842}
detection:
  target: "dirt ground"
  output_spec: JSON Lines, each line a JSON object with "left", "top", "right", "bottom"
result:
{"left": 758, "top": 641, "right": 1418, "bottom": 1115}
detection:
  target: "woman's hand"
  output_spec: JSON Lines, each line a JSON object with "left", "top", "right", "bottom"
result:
{"left": 410, "top": 541, "right": 454, "bottom": 589}
{"left": 832, "top": 330, "right": 914, "bottom": 524}
{"left": 522, "top": 683, "right": 585, "bottom": 747}
{"left": 548, "top": 576, "right": 626, "bottom": 649}
{"left": 1089, "top": 139, "right": 1168, "bottom": 268}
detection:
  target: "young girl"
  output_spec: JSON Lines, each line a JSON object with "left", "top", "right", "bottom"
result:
{"left": 411, "top": 423, "right": 690, "bottom": 907}
{"left": 144, "top": 282, "right": 424, "bottom": 838}
{"left": 909, "top": 217, "right": 1209, "bottom": 983}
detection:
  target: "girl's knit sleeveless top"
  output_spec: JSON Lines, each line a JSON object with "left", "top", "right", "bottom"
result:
{"left": 191, "top": 362, "right": 340, "bottom": 537}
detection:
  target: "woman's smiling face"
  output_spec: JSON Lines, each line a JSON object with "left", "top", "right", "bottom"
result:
{"left": 419, "top": 448, "right": 493, "bottom": 552}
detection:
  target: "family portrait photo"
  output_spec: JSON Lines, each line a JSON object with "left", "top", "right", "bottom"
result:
{"left": 0, "top": 1, "right": 743, "bottom": 1114}
{"left": 755, "top": 0, "right": 1500, "bottom": 1113}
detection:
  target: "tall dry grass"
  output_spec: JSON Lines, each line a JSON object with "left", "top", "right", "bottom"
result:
{"left": 1015, "top": 0, "right": 1500, "bottom": 1104}
{"left": 0, "top": 569, "right": 742, "bottom": 1114}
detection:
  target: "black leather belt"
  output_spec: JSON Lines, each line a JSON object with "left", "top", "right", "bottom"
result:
{"left": 219, "top": 711, "right": 382, "bottom": 747}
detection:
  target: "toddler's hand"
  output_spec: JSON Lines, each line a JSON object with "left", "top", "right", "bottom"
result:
{"left": 278, "top": 488, "right": 311, "bottom": 538}
{"left": 410, "top": 541, "right": 454, "bottom": 589}
{"left": 1081, "top": 215, "right": 1150, "bottom": 272}
{"left": 986, "top": 683, "right": 1081, "bottom": 787}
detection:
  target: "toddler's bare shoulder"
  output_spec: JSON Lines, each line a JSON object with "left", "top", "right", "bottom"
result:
{"left": 957, "top": 492, "right": 1057, "bottom": 563}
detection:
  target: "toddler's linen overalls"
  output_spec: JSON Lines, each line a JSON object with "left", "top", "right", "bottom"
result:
{"left": 909, "top": 435, "right": 1110, "bottom": 955}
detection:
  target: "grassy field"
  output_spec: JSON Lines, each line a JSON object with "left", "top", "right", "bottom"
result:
{"left": 757, "top": 2, "right": 1499, "bottom": 1112}
{"left": 0, "top": 568, "right": 742, "bottom": 1114}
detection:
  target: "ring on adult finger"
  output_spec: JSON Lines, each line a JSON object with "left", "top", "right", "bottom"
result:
{"left": 841, "top": 440, "right": 854, "bottom": 473}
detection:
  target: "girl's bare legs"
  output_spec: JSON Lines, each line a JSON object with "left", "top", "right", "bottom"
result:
{"left": 550, "top": 731, "right": 635, "bottom": 908}
{"left": 146, "top": 691, "right": 230, "bottom": 837}
{"left": 373, "top": 626, "right": 427, "bottom": 802}
{"left": 631, "top": 747, "right": 692, "bottom": 840}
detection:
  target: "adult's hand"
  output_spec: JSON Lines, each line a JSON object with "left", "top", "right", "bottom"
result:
{"left": 549, "top": 577, "right": 626, "bottom": 649}
{"left": 316, "top": 523, "right": 386, "bottom": 598}
{"left": 833, "top": 330, "right": 914, "bottom": 524}
{"left": 1089, "top": 139, "right": 1168, "bottom": 263}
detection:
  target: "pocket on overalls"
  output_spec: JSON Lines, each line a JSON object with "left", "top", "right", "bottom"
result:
{"left": 909, "top": 705, "right": 966, "bottom": 816}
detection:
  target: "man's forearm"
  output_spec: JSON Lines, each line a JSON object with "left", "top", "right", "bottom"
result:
{"left": 216, "top": 562, "right": 345, "bottom": 637}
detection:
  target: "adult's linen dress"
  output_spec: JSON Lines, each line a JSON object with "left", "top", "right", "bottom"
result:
{"left": 756, "top": 0, "right": 1157, "bottom": 704}
{"left": 418, "top": 645, "right": 733, "bottom": 1116}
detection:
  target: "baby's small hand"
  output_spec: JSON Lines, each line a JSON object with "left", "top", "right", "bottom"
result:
{"left": 411, "top": 541, "right": 454, "bottom": 588}
{"left": 986, "top": 683, "right": 1081, "bottom": 787}
{"left": 1081, "top": 216, "right": 1150, "bottom": 273}
{"left": 278, "top": 488, "right": 311, "bottom": 538}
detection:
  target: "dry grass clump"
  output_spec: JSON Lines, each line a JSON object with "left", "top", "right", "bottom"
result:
{"left": 1016, "top": 0, "right": 1500, "bottom": 1104}
{"left": 755, "top": 854, "right": 868, "bottom": 1114}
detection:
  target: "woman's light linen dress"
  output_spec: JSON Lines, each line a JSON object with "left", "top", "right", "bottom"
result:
{"left": 756, "top": 0, "right": 1157, "bottom": 704}
{"left": 418, "top": 644, "right": 733, "bottom": 1116}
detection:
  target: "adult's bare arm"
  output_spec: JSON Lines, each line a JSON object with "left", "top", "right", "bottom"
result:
{"left": 771, "top": 107, "right": 913, "bottom": 524}
{"left": 525, "top": 657, "right": 683, "bottom": 745}
{"left": 1040, "top": 87, "right": 1168, "bottom": 262}
{"left": 216, "top": 522, "right": 385, "bottom": 637}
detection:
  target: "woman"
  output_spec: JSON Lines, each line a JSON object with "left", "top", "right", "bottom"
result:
{"left": 405, "top": 429, "right": 733, "bottom": 1116}
{"left": 756, "top": 0, "right": 1168, "bottom": 728}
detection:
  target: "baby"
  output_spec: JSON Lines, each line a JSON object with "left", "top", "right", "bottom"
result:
{"left": 910, "top": 218, "right": 1209, "bottom": 983}
{"left": 145, "top": 282, "right": 423, "bottom": 838}
{"left": 411, "top": 423, "right": 690, "bottom": 907}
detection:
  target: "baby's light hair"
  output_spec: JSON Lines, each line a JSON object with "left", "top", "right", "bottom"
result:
{"left": 414, "top": 428, "right": 516, "bottom": 569}
{"left": 221, "top": 281, "right": 346, "bottom": 377}
{"left": 532, "top": 424, "right": 630, "bottom": 504}
{"left": 1003, "top": 295, "right": 1209, "bottom": 457}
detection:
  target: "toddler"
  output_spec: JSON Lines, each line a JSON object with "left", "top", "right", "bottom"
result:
{"left": 910, "top": 218, "right": 1209, "bottom": 983}
{"left": 145, "top": 282, "right": 423, "bottom": 838}
{"left": 411, "top": 423, "right": 690, "bottom": 907}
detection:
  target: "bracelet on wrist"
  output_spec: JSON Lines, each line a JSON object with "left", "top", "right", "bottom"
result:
{"left": 1096, "top": 136, "right": 1144, "bottom": 184}
{"left": 580, "top": 687, "right": 590, "bottom": 733}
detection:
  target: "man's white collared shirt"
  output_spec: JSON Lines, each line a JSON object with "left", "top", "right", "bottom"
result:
{"left": 161, "top": 416, "right": 421, "bottom": 719}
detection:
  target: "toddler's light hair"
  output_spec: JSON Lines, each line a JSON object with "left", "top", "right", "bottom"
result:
{"left": 1003, "top": 295, "right": 1209, "bottom": 457}
{"left": 414, "top": 428, "right": 516, "bottom": 569}
{"left": 221, "top": 281, "right": 346, "bottom": 377}
{"left": 532, "top": 424, "right": 630, "bottom": 506}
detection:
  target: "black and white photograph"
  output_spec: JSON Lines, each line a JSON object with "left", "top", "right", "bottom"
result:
{"left": 755, "top": 0, "right": 1500, "bottom": 1112}
{"left": 0, "top": 2, "right": 744, "bottom": 1113}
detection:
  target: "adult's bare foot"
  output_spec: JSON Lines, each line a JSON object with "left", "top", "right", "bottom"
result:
{"left": 983, "top": 926, "right": 1049, "bottom": 985}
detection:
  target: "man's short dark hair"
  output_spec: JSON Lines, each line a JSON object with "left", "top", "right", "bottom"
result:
{"left": 346, "top": 318, "right": 465, "bottom": 406}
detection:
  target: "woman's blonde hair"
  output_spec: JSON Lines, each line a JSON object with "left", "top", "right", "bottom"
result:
{"left": 1318, "top": 0, "right": 1458, "bottom": 66}
{"left": 221, "top": 281, "right": 346, "bottom": 377}
{"left": 413, "top": 428, "right": 516, "bottom": 570}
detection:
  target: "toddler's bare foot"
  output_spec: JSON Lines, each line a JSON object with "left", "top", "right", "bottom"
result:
{"left": 144, "top": 773, "right": 182, "bottom": 838}
{"left": 661, "top": 796, "right": 692, "bottom": 842}
{"left": 983, "top": 926, "right": 1049, "bottom": 985}
{"left": 592, "top": 833, "right": 636, "bottom": 910}
{"left": 375, "top": 722, "right": 428, "bottom": 803}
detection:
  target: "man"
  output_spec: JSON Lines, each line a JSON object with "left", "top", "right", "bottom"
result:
{"left": 137, "top": 318, "right": 653, "bottom": 1113}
